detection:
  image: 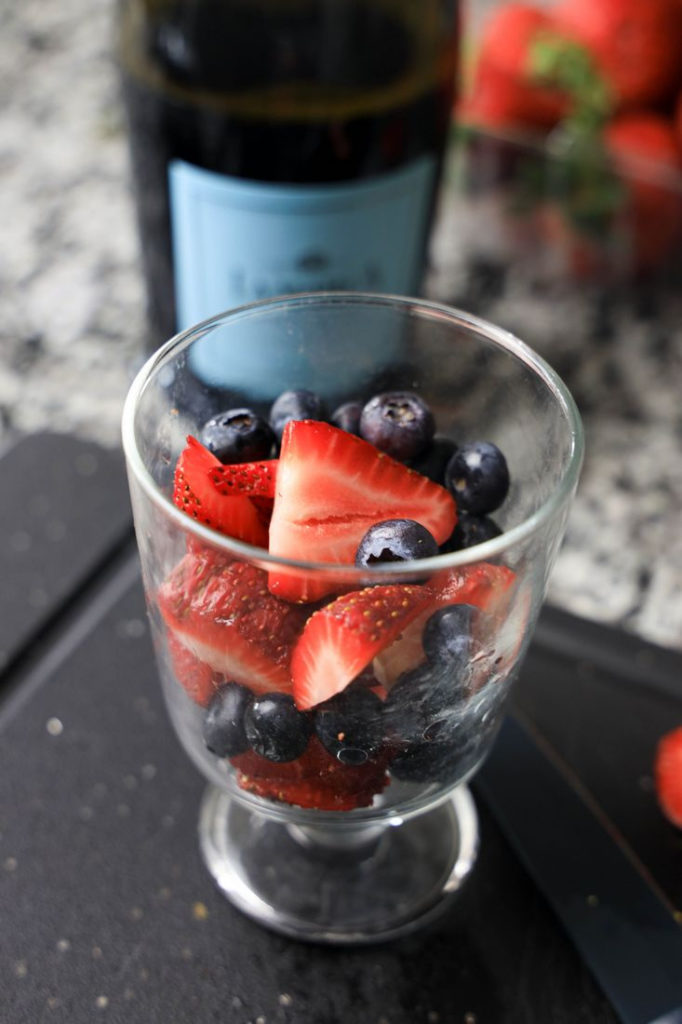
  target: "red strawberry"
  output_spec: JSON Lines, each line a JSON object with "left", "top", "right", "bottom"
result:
{"left": 605, "top": 113, "right": 682, "bottom": 273}
{"left": 158, "top": 550, "right": 308, "bottom": 696}
{"left": 231, "top": 737, "right": 390, "bottom": 811}
{"left": 173, "top": 436, "right": 268, "bottom": 547}
{"left": 654, "top": 726, "right": 682, "bottom": 828}
{"left": 536, "top": 113, "right": 682, "bottom": 280}
{"left": 461, "top": 3, "right": 569, "bottom": 136}
{"left": 291, "top": 584, "right": 435, "bottom": 710}
{"left": 210, "top": 457, "right": 278, "bottom": 529}
{"left": 373, "top": 562, "right": 517, "bottom": 686}
{"left": 209, "top": 459, "right": 277, "bottom": 499}
{"left": 268, "top": 420, "right": 456, "bottom": 603}
{"left": 553, "top": 0, "right": 682, "bottom": 109}
{"left": 165, "top": 631, "right": 219, "bottom": 707}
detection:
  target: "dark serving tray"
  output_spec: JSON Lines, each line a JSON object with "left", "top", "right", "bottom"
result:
{"left": 0, "top": 434, "right": 680, "bottom": 1024}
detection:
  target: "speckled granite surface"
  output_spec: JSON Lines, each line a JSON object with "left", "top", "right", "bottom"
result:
{"left": 1, "top": 0, "right": 681, "bottom": 651}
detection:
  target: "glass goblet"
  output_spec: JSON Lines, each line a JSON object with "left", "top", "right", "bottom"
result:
{"left": 122, "top": 292, "right": 583, "bottom": 943}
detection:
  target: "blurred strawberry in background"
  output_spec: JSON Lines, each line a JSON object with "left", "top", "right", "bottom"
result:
{"left": 604, "top": 113, "right": 682, "bottom": 271}
{"left": 553, "top": 0, "right": 682, "bottom": 110}
{"left": 456, "top": 0, "right": 682, "bottom": 280}
{"left": 463, "top": 3, "right": 569, "bottom": 134}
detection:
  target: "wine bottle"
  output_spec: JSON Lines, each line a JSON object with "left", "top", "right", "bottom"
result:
{"left": 117, "top": 0, "right": 460, "bottom": 382}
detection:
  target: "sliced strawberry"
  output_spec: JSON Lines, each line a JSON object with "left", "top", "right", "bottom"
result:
{"left": 373, "top": 563, "right": 517, "bottom": 686}
{"left": 291, "top": 584, "right": 435, "bottom": 710}
{"left": 268, "top": 420, "right": 456, "bottom": 602}
{"left": 158, "top": 550, "right": 308, "bottom": 696}
{"left": 654, "top": 726, "right": 682, "bottom": 829}
{"left": 173, "top": 436, "right": 268, "bottom": 547}
{"left": 209, "top": 458, "right": 278, "bottom": 530}
{"left": 209, "top": 459, "right": 277, "bottom": 499}
{"left": 165, "top": 631, "right": 219, "bottom": 707}
{"left": 231, "top": 737, "right": 390, "bottom": 810}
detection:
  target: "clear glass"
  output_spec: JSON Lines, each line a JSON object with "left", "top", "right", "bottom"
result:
{"left": 122, "top": 292, "right": 583, "bottom": 942}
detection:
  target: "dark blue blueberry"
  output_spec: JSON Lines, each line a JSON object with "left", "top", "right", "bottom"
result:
{"left": 383, "top": 662, "right": 469, "bottom": 746}
{"left": 355, "top": 519, "right": 439, "bottom": 569}
{"left": 389, "top": 733, "right": 474, "bottom": 784}
{"left": 422, "top": 604, "right": 476, "bottom": 667}
{"left": 244, "top": 692, "right": 313, "bottom": 763}
{"left": 359, "top": 391, "right": 435, "bottom": 461}
{"left": 203, "top": 682, "right": 253, "bottom": 757}
{"left": 330, "top": 400, "right": 362, "bottom": 435}
{"left": 408, "top": 436, "right": 458, "bottom": 485}
{"left": 314, "top": 688, "right": 384, "bottom": 765}
{"left": 200, "top": 408, "right": 275, "bottom": 464}
{"left": 445, "top": 441, "right": 509, "bottom": 515}
{"left": 442, "top": 512, "right": 502, "bottom": 552}
{"left": 348, "top": 667, "right": 381, "bottom": 690}
{"left": 269, "top": 389, "right": 326, "bottom": 442}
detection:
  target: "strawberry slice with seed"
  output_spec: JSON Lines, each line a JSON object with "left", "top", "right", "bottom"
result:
{"left": 231, "top": 737, "right": 390, "bottom": 810}
{"left": 158, "top": 551, "right": 308, "bottom": 696}
{"left": 173, "top": 436, "right": 268, "bottom": 547}
{"left": 268, "top": 420, "right": 456, "bottom": 602}
{"left": 209, "top": 459, "right": 277, "bottom": 499}
{"left": 291, "top": 584, "right": 434, "bottom": 709}
{"left": 373, "top": 562, "right": 517, "bottom": 686}
{"left": 165, "top": 632, "right": 220, "bottom": 707}
{"left": 210, "top": 458, "right": 278, "bottom": 529}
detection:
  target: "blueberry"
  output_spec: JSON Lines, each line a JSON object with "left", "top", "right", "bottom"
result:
{"left": 200, "top": 408, "right": 275, "bottom": 464}
{"left": 383, "top": 662, "right": 469, "bottom": 746}
{"left": 348, "top": 667, "right": 381, "bottom": 690}
{"left": 382, "top": 666, "right": 435, "bottom": 744}
{"left": 389, "top": 734, "right": 474, "bottom": 784}
{"left": 203, "top": 682, "right": 253, "bottom": 757}
{"left": 244, "top": 692, "right": 313, "bottom": 763}
{"left": 330, "top": 400, "right": 362, "bottom": 435}
{"left": 422, "top": 604, "right": 476, "bottom": 667}
{"left": 269, "top": 389, "right": 326, "bottom": 442}
{"left": 355, "top": 519, "right": 439, "bottom": 569}
{"left": 443, "top": 512, "right": 502, "bottom": 552}
{"left": 445, "top": 441, "right": 509, "bottom": 515}
{"left": 408, "top": 436, "right": 458, "bottom": 485}
{"left": 359, "top": 391, "right": 435, "bottom": 461}
{"left": 314, "top": 688, "right": 384, "bottom": 765}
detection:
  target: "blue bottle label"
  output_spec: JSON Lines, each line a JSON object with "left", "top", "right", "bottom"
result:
{"left": 168, "top": 156, "right": 436, "bottom": 389}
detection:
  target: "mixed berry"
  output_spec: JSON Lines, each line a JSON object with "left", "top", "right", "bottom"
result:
{"left": 160, "top": 388, "right": 517, "bottom": 811}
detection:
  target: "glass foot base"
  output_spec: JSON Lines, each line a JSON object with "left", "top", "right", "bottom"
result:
{"left": 198, "top": 785, "right": 479, "bottom": 944}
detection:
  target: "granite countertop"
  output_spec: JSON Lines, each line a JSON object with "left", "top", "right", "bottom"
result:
{"left": 2, "top": 0, "right": 681, "bottom": 652}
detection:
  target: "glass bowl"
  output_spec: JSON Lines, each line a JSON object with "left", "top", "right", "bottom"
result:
{"left": 122, "top": 291, "right": 583, "bottom": 943}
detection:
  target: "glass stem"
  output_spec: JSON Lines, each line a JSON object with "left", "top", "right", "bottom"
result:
{"left": 286, "top": 822, "right": 387, "bottom": 859}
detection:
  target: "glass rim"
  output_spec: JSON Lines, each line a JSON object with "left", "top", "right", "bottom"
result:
{"left": 121, "top": 291, "right": 584, "bottom": 576}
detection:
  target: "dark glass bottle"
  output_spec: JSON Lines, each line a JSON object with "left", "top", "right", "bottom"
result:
{"left": 117, "top": 0, "right": 460, "bottom": 357}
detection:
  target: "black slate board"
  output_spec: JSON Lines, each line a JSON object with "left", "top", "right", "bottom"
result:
{"left": 514, "top": 608, "right": 682, "bottom": 912}
{"left": 0, "top": 432, "right": 132, "bottom": 675}
{"left": 1, "top": 432, "right": 680, "bottom": 1024}
{"left": 0, "top": 560, "right": 618, "bottom": 1024}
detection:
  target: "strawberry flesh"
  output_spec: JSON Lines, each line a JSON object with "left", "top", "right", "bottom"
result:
{"left": 158, "top": 549, "right": 308, "bottom": 697}
{"left": 165, "top": 631, "right": 220, "bottom": 707}
{"left": 231, "top": 737, "right": 390, "bottom": 811}
{"left": 268, "top": 420, "right": 456, "bottom": 602}
{"left": 209, "top": 459, "right": 277, "bottom": 499}
{"left": 291, "top": 583, "right": 435, "bottom": 710}
{"left": 373, "top": 562, "right": 517, "bottom": 686}
{"left": 210, "top": 458, "right": 278, "bottom": 530}
{"left": 173, "top": 436, "right": 268, "bottom": 547}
